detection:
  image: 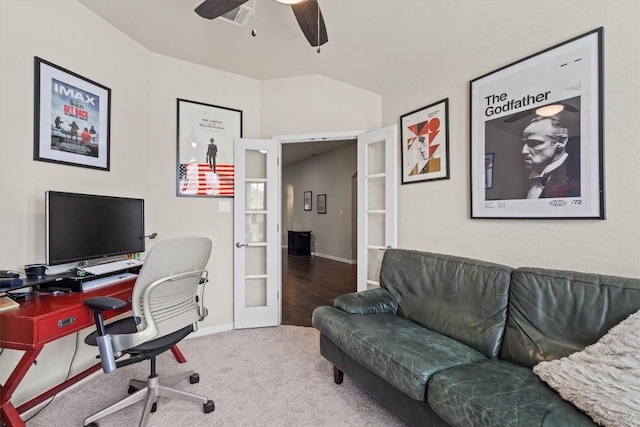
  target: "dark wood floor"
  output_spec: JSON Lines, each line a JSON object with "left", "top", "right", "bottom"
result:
{"left": 282, "top": 250, "right": 356, "bottom": 327}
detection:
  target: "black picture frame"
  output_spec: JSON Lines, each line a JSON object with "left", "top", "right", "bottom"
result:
{"left": 400, "top": 98, "right": 450, "bottom": 184}
{"left": 470, "top": 28, "right": 604, "bottom": 219}
{"left": 317, "top": 194, "right": 326, "bottom": 214}
{"left": 176, "top": 98, "right": 243, "bottom": 197}
{"left": 34, "top": 57, "right": 111, "bottom": 170}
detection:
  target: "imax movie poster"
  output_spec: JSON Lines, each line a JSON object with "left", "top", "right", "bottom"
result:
{"left": 35, "top": 57, "right": 111, "bottom": 170}
{"left": 470, "top": 28, "right": 603, "bottom": 219}
{"left": 50, "top": 79, "right": 101, "bottom": 157}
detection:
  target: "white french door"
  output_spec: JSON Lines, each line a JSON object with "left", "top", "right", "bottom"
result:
{"left": 233, "top": 138, "right": 280, "bottom": 328}
{"left": 357, "top": 125, "right": 398, "bottom": 291}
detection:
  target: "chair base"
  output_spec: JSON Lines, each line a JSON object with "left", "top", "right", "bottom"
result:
{"left": 83, "top": 370, "right": 214, "bottom": 427}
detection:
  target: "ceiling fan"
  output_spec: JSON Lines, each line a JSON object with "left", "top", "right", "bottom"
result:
{"left": 195, "top": 0, "right": 328, "bottom": 50}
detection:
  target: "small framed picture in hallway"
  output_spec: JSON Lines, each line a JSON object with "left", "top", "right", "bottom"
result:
{"left": 317, "top": 194, "right": 326, "bottom": 214}
{"left": 304, "top": 191, "right": 312, "bottom": 211}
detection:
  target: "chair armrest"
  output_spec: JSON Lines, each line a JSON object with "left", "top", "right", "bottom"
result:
{"left": 85, "top": 296, "right": 127, "bottom": 312}
{"left": 84, "top": 296, "right": 127, "bottom": 374}
{"left": 334, "top": 287, "right": 398, "bottom": 314}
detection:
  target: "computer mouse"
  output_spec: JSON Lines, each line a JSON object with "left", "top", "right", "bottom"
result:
{"left": 0, "top": 270, "right": 20, "bottom": 279}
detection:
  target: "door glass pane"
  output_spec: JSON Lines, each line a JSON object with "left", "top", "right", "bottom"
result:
{"left": 367, "top": 141, "right": 385, "bottom": 175}
{"left": 245, "top": 214, "right": 266, "bottom": 243}
{"left": 245, "top": 246, "right": 266, "bottom": 275}
{"left": 367, "top": 248, "right": 384, "bottom": 288}
{"left": 244, "top": 246, "right": 267, "bottom": 307}
{"left": 367, "top": 214, "right": 385, "bottom": 247}
{"left": 367, "top": 176, "right": 385, "bottom": 210}
{"left": 245, "top": 278, "right": 267, "bottom": 307}
{"left": 245, "top": 149, "right": 266, "bottom": 179}
{"left": 246, "top": 182, "right": 265, "bottom": 211}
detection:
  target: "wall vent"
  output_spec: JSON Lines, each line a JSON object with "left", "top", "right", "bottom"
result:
{"left": 218, "top": 4, "right": 254, "bottom": 28}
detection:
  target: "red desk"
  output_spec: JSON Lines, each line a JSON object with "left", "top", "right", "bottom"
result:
{"left": 0, "top": 279, "right": 186, "bottom": 427}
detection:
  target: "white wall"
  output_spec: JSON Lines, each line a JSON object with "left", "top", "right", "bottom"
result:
{"left": 0, "top": 0, "right": 150, "bottom": 270}
{"left": 384, "top": 0, "right": 640, "bottom": 277}
{"left": 147, "top": 53, "right": 261, "bottom": 329}
{"left": 261, "top": 74, "right": 382, "bottom": 136}
{"left": 0, "top": 0, "right": 152, "bottom": 408}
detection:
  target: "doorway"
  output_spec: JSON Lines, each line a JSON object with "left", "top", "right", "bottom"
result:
{"left": 233, "top": 127, "right": 397, "bottom": 329}
{"left": 280, "top": 137, "right": 358, "bottom": 326}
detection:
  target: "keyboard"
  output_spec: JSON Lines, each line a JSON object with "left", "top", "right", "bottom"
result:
{"left": 83, "top": 259, "right": 143, "bottom": 276}
{"left": 81, "top": 272, "right": 138, "bottom": 292}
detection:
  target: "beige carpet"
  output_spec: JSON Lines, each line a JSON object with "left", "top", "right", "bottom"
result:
{"left": 25, "top": 326, "right": 406, "bottom": 426}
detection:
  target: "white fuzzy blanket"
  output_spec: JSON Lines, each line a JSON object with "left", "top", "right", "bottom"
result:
{"left": 533, "top": 310, "right": 640, "bottom": 427}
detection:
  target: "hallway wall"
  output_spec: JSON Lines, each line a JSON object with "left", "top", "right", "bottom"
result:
{"left": 282, "top": 143, "right": 357, "bottom": 262}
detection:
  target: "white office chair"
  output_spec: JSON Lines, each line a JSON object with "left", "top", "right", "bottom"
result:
{"left": 83, "top": 236, "right": 214, "bottom": 427}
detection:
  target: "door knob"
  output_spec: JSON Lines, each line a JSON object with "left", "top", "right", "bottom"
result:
{"left": 235, "top": 242, "right": 248, "bottom": 248}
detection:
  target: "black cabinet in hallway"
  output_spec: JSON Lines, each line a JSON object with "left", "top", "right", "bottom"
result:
{"left": 288, "top": 230, "right": 311, "bottom": 256}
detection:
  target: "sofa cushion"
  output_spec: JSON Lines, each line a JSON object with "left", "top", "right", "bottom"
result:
{"left": 379, "top": 249, "right": 512, "bottom": 358}
{"left": 533, "top": 309, "right": 640, "bottom": 427}
{"left": 312, "top": 306, "right": 487, "bottom": 401}
{"left": 334, "top": 287, "right": 398, "bottom": 314}
{"left": 428, "top": 360, "right": 595, "bottom": 427}
{"left": 501, "top": 267, "right": 640, "bottom": 368}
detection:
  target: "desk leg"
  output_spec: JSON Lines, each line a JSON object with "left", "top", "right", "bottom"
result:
{"left": 1, "top": 346, "right": 184, "bottom": 426}
{"left": 170, "top": 345, "right": 186, "bottom": 363}
{"left": 0, "top": 348, "right": 41, "bottom": 427}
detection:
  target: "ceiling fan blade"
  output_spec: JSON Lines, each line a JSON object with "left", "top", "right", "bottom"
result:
{"left": 291, "top": 0, "right": 328, "bottom": 47}
{"left": 195, "top": 0, "right": 249, "bottom": 20}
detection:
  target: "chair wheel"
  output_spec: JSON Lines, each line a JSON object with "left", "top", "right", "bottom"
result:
{"left": 151, "top": 402, "right": 157, "bottom": 413}
{"left": 128, "top": 385, "right": 138, "bottom": 394}
{"left": 85, "top": 423, "right": 99, "bottom": 427}
{"left": 190, "top": 373, "right": 200, "bottom": 384}
{"left": 203, "top": 400, "right": 215, "bottom": 413}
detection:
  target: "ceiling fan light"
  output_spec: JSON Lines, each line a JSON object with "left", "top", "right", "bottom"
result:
{"left": 274, "top": 0, "right": 306, "bottom": 4}
{"left": 536, "top": 104, "right": 564, "bottom": 117}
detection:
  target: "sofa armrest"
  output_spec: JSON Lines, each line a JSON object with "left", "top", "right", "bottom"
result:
{"left": 334, "top": 287, "right": 398, "bottom": 314}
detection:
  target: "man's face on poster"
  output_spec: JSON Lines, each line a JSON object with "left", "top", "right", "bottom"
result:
{"left": 521, "top": 118, "right": 566, "bottom": 173}
{"left": 417, "top": 136, "right": 429, "bottom": 161}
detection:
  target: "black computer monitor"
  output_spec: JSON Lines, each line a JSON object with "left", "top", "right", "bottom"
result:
{"left": 46, "top": 191, "right": 145, "bottom": 266}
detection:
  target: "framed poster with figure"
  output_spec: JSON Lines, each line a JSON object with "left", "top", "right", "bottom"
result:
{"left": 400, "top": 98, "right": 450, "bottom": 184}
{"left": 176, "top": 98, "right": 242, "bottom": 197}
{"left": 34, "top": 57, "right": 111, "bottom": 171}
{"left": 470, "top": 28, "right": 603, "bottom": 219}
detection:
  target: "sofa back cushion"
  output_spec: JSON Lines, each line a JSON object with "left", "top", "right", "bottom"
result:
{"left": 379, "top": 249, "right": 512, "bottom": 358}
{"left": 501, "top": 267, "right": 640, "bottom": 368}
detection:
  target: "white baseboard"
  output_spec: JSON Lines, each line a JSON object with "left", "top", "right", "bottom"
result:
{"left": 314, "top": 252, "right": 357, "bottom": 264}
{"left": 188, "top": 322, "right": 234, "bottom": 338}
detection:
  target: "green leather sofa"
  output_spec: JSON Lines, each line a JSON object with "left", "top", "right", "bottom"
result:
{"left": 312, "top": 249, "right": 640, "bottom": 426}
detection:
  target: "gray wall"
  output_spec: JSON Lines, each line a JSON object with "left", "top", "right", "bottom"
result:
{"left": 282, "top": 143, "right": 357, "bottom": 262}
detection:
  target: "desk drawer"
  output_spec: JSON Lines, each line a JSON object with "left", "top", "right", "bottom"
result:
{"left": 37, "top": 289, "right": 133, "bottom": 344}
{"left": 37, "top": 306, "right": 91, "bottom": 343}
